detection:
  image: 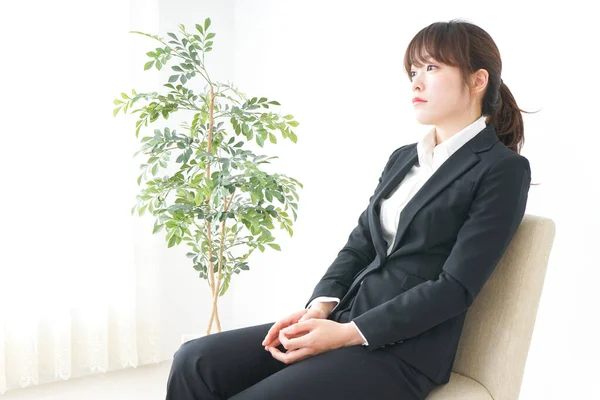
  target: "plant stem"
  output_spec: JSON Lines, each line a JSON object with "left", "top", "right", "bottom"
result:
{"left": 205, "top": 84, "right": 218, "bottom": 335}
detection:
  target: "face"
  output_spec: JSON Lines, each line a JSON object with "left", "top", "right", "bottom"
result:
{"left": 409, "top": 56, "right": 472, "bottom": 127}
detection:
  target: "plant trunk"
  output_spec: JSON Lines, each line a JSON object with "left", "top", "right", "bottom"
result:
{"left": 204, "top": 84, "right": 223, "bottom": 336}
{"left": 205, "top": 292, "right": 222, "bottom": 335}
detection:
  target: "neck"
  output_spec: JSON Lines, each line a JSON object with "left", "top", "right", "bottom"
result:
{"left": 434, "top": 113, "right": 485, "bottom": 145}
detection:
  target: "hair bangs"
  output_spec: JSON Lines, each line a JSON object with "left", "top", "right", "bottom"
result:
{"left": 403, "top": 22, "right": 469, "bottom": 79}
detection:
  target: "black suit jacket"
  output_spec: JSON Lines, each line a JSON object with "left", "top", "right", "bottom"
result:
{"left": 305, "top": 122, "right": 531, "bottom": 384}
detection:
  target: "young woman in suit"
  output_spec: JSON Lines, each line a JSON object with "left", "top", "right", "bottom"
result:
{"left": 166, "top": 19, "right": 533, "bottom": 400}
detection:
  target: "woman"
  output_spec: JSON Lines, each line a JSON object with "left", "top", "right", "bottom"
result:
{"left": 165, "top": 19, "right": 532, "bottom": 400}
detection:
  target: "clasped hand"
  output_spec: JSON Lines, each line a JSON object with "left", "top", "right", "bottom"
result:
{"left": 261, "top": 308, "right": 356, "bottom": 364}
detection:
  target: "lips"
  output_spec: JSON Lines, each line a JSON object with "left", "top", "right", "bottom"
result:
{"left": 412, "top": 97, "right": 427, "bottom": 104}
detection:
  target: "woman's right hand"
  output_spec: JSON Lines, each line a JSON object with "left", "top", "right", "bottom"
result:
{"left": 262, "top": 308, "right": 328, "bottom": 349}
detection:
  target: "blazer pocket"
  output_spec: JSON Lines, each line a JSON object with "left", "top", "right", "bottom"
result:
{"left": 401, "top": 273, "right": 427, "bottom": 291}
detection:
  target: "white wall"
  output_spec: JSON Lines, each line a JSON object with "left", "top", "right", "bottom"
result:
{"left": 155, "top": 1, "right": 599, "bottom": 398}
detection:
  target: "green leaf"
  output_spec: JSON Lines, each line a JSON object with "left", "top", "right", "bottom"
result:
{"left": 283, "top": 114, "right": 293, "bottom": 120}
{"left": 289, "top": 131, "right": 297, "bottom": 143}
{"left": 288, "top": 120, "right": 299, "bottom": 127}
{"left": 206, "top": 32, "right": 215, "bottom": 39}
{"left": 268, "top": 133, "right": 277, "bottom": 144}
{"left": 144, "top": 60, "right": 154, "bottom": 70}
{"left": 219, "top": 278, "right": 230, "bottom": 296}
{"left": 204, "top": 18, "right": 211, "bottom": 31}
{"left": 267, "top": 243, "right": 281, "bottom": 251}
{"left": 167, "top": 32, "right": 178, "bottom": 40}
{"left": 152, "top": 223, "right": 163, "bottom": 234}
{"left": 195, "top": 23, "right": 204, "bottom": 34}
{"left": 168, "top": 74, "right": 179, "bottom": 82}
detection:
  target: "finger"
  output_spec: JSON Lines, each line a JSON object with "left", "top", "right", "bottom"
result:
{"left": 282, "top": 319, "right": 313, "bottom": 336}
{"left": 262, "top": 322, "right": 282, "bottom": 346}
{"left": 270, "top": 345, "right": 312, "bottom": 365}
{"left": 264, "top": 336, "right": 281, "bottom": 349}
{"left": 262, "top": 310, "right": 307, "bottom": 346}
{"left": 263, "top": 321, "right": 285, "bottom": 346}
{"left": 299, "top": 311, "right": 320, "bottom": 323}
{"left": 267, "top": 345, "right": 287, "bottom": 362}
{"left": 279, "top": 329, "right": 309, "bottom": 351}
{"left": 267, "top": 326, "right": 308, "bottom": 349}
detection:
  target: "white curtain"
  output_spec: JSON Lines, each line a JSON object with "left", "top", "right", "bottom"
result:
{"left": 0, "top": 0, "right": 163, "bottom": 394}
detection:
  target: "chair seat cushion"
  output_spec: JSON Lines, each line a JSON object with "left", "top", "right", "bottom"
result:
{"left": 426, "top": 372, "right": 493, "bottom": 399}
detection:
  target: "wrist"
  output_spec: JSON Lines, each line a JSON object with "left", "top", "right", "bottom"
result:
{"left": 343, "top": 322, "right": 366, "bottom": 346}
{"left": 313, "top": 301, "right": 336, "bottom": 317}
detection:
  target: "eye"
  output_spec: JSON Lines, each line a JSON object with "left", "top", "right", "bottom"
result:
{"left": 410, "top": 64, "right": 437, "bottom": 77}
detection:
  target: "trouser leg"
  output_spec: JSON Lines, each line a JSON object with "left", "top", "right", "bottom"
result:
{"left": 228, "top": 344, "right": 437, "bottom": 400}
{"left": 165, "top": 322, "right": 286, "bottom": 400}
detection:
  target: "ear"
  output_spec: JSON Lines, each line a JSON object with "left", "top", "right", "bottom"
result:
{"left": 470, "top": 68, "right": 489, "bottom": 95}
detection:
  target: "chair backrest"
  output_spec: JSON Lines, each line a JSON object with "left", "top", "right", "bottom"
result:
{"left": 452, "top": 213, "right": 556, "bottom": 400}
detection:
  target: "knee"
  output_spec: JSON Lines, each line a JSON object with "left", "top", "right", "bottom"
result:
{"left": 171, "top": 337, "right": 210, "bottom": 373}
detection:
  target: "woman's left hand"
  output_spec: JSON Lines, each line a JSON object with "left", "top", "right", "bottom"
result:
{"left": 266, "top": 319, "right": 359, "bottom": 364}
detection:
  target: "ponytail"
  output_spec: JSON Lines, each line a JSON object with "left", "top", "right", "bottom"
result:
{"left": 484, "top": 79, "right": 538, "bottom": 155}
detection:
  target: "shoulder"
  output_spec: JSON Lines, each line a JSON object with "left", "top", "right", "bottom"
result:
{"left": 484, "top": 142, "right": 531, "bottom": 178}
{"left": 474, "top": 142, "right": 531, "bottom": 194}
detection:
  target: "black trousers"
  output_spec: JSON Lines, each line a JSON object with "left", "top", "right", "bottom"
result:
{"left": 165, "top": 310, "right": 438, "bottom": 400}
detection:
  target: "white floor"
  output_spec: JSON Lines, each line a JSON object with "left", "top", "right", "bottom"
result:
{"left": 0, "top": 360, "right": 174, "bottom": 400}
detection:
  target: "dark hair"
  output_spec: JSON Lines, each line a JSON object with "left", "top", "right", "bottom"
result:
{"left": 403, "top": 19, "right": 539, "bottom": 155}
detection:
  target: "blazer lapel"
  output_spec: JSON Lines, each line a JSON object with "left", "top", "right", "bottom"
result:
{"left": 368, "top": 150, "right": 419, "bottom": 260}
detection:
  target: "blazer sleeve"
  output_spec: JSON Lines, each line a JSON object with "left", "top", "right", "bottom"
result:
{"left": 304, "top": 144, "right": 410, "bottom": 308}
{"left": 352, "top": 154, "right": 532, "bottom": 350}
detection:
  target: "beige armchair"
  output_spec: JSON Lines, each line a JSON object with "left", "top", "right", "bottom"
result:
{"left": 427, "top": 213, "right": 556, "bottom": 400}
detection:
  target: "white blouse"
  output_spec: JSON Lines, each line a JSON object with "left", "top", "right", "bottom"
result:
{"left": 307, "top": 115, "right": 489, "bottom": 346}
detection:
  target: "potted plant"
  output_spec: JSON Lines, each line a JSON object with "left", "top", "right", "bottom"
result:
{"left": 113, "top": 18, "right": 303, "bottom": 340}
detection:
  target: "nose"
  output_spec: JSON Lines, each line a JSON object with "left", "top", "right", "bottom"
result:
{"left": 411, "top": 75, "right": 423, "bottom": 92}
